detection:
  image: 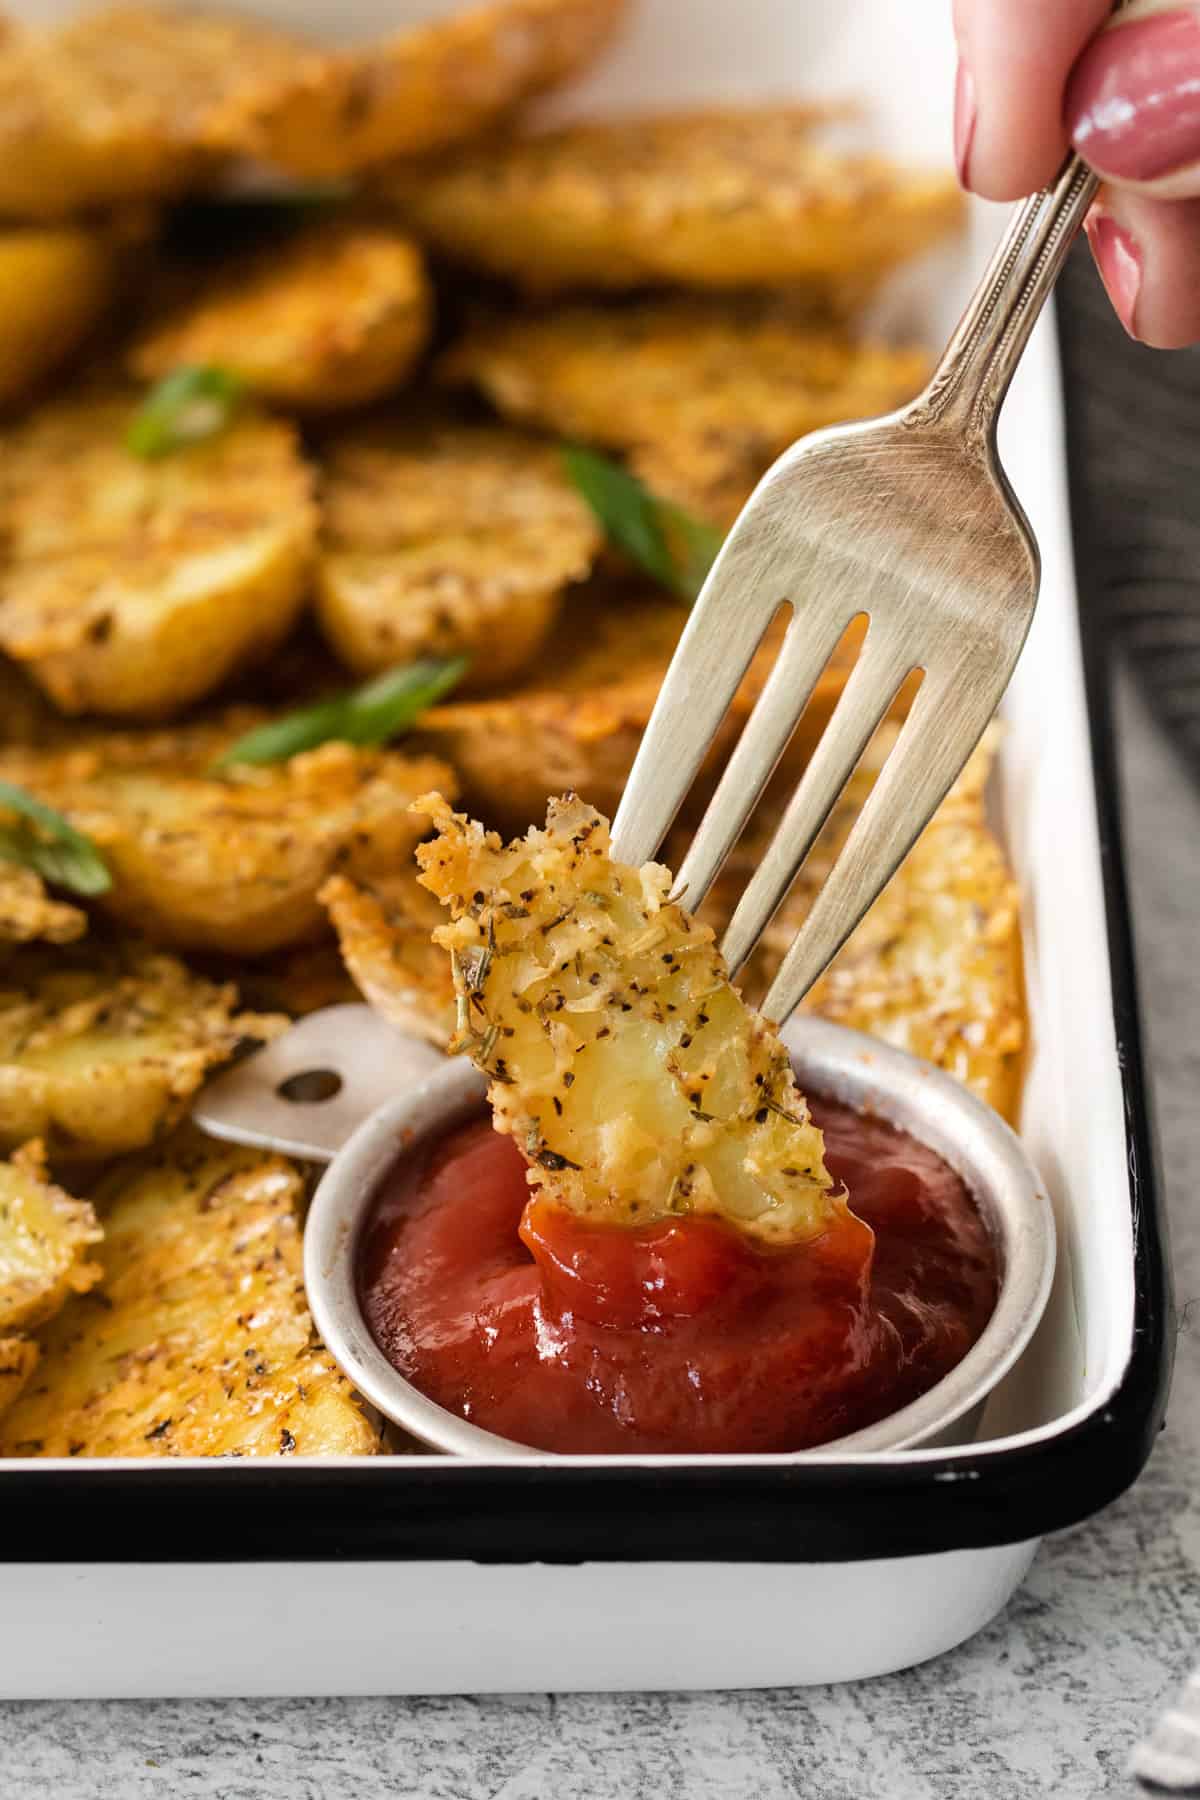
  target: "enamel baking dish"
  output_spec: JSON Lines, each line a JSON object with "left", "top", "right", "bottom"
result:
{"left": 0, "top": 0, "right": 1172, "bottom": 1696}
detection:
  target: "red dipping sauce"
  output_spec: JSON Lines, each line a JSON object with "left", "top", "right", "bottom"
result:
{"left": 358, "top": 1097, "right": 999, "bottom": 1455}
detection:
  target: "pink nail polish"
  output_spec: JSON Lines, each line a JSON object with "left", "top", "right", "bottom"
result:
{"left": 1067, "top": 9, "right": 1200, "bottom": 181}
{"left": 954, "top": 58, "right": 976, "bottom": 187}
{"left": 1085, "top": 211, "right": 1143, "bottom": 337}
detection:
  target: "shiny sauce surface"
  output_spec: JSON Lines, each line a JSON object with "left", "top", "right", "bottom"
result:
{"left": 358, "top": 1096, "right": 999, "bottom": 1455}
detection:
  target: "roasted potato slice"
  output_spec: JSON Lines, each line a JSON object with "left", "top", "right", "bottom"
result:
{"left": 280, "top": 0, "right": 629, "bottom": 178}
{"left": 687, "top": 730, "right": 1025, "bottom": 1124}
{"left": 316, "top": 420, "right": 602, "bottom": 684}
{"left": 0, "top": 866, "right": 86, "bottom": 947}
{"left": 0, "top": 1128, "right": 379, "bottom": 1458}
{"left": 130, "top": 223, "right": 433, "bottom": 412}
{"left": 0, "top": 940, "right": 281, "bottom": 1160}
{"left": 0, "top": 227, "right": 117, "bottom": 408}
{"left": 443, "top": 299, "right": 930, "bottom": 526}
{"left": 0, "top": 731, "right": 455, "bottom": 956}
{"left": 387, "top": 107, "right": 964, "bottom": 295}
{"left": 418, "top": 793, "right": 843, "bottom": 1246}
{"left": 322, "top": 871, "right": 456, "bottom": 1046}
{"left": 0, "top": 1141, "right": 101, "bottom": 1335}
{"left": 208, "top": 943, "right": 361, "bottom": 1021}
{"left": 0, "top": 4, "right": 344, "bottom": 217}
{"left": 0, "top": 1334, "right": 37, "bottom": 1421}
{"left": 414, "top": 581, "right": 867, "bottom": 832}
{"left": 0, "top": 394, "right": 316, "bottom": 719}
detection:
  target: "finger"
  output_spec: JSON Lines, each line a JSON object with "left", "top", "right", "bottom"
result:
{"left": 1085, "top": 188, "right": 1200, "bottom": 346}
{"left": 1067, "top": 0, "right": 1200, "bottom": 200}
{"left": 952, "top": 0, "right": 1111, "bottom": 199}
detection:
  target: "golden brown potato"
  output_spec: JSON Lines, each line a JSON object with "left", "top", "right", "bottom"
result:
{"left": 0, "top": 1334, "right": 37, "bottom": 1420}
{"left": 688, "top": 730, "right": 1025, "bottom": 1124}
{"left": 130, "top": 223, "right": 433, "bottom": 412}
{"left": 0, "top": 393, "right": 316, "bottom": 719}
{"left": 0, "top": 1141, "right": 101, "bottom": 1335}
{"left": 207, "top": 943, "right": 361, "bottom": 1021}
{"left": 418, "top": 793, "right": 840, "bottom": 1245}
{"left": 316, "top": 419, "right": 602, "bottom": 684}
{"left": 0, "top": 1128, "right": 380, "bottom": 1458}
{"left": 0, "top": 866, "right": 86, "bottom": 946}
{"left": 0, "top": 227, "right": 117, "bottom": 408}
{"left": 0, "top": 4, "right": 363, "bottom": 218}
{"left": 322, "top": 871, "right": 455, "bottom": 1047}
{"left": 442, "top": 298, "right": 930, "bottom": 525}
{"left": 414, "top": 581, "right": 866, "bottom": 832}
{"left": 0, "top": 731, "right": 455, "bottom": 956}
{"left": 0, "top": 940, "right": 281, "bottom": 1160}
{"left": 279, "top": 0, "right": 630, "bottom": 178}
{"left": 387, "top": 107, "right": 964, "bottom": 295}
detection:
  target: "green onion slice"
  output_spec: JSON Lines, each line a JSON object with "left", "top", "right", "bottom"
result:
{"left": 0, "top": 782, "right": 111, "bottom": 896}
{"left": 216, "top": 656, "right": 469, "bottom": 768}
{"left": 126, "top": 365, "right": 246, "bottom": 459}
{"left": 563, "top": 444, "right": 724, "bottom": 602}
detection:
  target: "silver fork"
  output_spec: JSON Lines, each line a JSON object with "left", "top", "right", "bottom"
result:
{"left": 610, "top": 153, "right": 1101, "bottom": 1024}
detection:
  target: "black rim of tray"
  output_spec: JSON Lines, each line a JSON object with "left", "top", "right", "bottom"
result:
{"left": 1, "top": 289, "right": 1175, "bottom": 1565}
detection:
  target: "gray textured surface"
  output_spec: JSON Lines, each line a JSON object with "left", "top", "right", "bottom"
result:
{"left": 0, "top": 666, "right": 1197, "bottom": 1798}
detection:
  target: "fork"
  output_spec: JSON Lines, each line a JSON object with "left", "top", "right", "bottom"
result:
{"left": 610, "top": 152, "right": 1102, "bottom": 1024}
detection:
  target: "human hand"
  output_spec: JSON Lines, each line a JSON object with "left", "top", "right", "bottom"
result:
{"left": 952, "top": 0, "right": 1200, "bottom": 346}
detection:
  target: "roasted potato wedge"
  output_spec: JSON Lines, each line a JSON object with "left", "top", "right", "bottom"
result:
{"left": 0, "top": 1141, "right": 101, "bottom": 1335}
{"left": 418, "top": 793, "right": 843, "bottom": 1245}
{"left": 443, "top": 299, "right": 930, "bottom": 527}
{"left": 387, "top": 107, "right": 963, "bottom": 294}
{"left": 688, "top": 730, "right": 1025, "bottom": 1123}
{"left": 316, "top": 420, "right": 602, "bottom": 684}
{"left": 322, "top": 871, "right": 456, "bottom": 1046}
{"left": 0, "top": 227, "right": 117, "bottom": 408}
{"left": 415, "top": 581, "right": 867, "bottom": 832}
{"left": 0, "top": 732, "right": 455, "bottom": 956}
{"left": 0, "top": 394, "right": 316, "bottom": 719}
{"left": 0, "top": 4, "right": 345, "bottom": 217}
{"left": 0, "top": 941, "right": 281, "bottom": 1160}
{"left": 130, "top": 223, "right": 433, "bottom": 412}
{"left": 279, "top": 0, "right": 629, "bottom": 178}
{"left": 0, "top": 1128, "right": 379, "bottom": 1458}
{"left": 0, "top": 866, "right": 87, "bottom": 946}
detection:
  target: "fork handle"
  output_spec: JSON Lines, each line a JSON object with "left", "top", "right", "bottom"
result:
{"left": 911, "top": 152, "right": 1099, "bottom": 447}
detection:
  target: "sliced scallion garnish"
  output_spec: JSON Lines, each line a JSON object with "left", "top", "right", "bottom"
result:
{"left": 215, "top": 656, "right": 469, "bottom": 768}
{"left": 126, "top": 365, "right": 246, "bottom": 459}
{"left": 563, "top": 444, "right": 724, "bottom": 603}
{"left": 0, "top": 782, "right": 111, "bottom": 896}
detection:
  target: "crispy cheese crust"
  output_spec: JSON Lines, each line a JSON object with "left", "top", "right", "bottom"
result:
{"left": 0, "top": 1334, "right": 38, "bottom": 1421}
{"left": 0, "top": 1129, "right": 379, "bottom": 1459}
{"left": 316, "top": 420, "right": 602, "bottom": 683}
{"left": 131, "top": 224, "right": 434, "bottom": 412}
{"left": 0, "top": 866, "right": 87, "bottom": 947}
{"left": 322, "top": 871, "right": 456, "bottom": 1047}
{"left": 417, "top": 793, "right": 841, "bottom": 1245}
{"left": 0, "top": 1141, "right": 101, "bottom": 1335}
{"left": 387, "top": 107, "right": 964, "bottom": 294}
{"left": 0, "top": 394, "right": 316, "bottom": 719}
{"left": 0, "top": 733, "right": 455, "bottom": 956}
{"left": 0, "top": 941, "right": 282, "bottom": 1160}
{"left": 443, "top": 298, "right": 930, "bottom": 524}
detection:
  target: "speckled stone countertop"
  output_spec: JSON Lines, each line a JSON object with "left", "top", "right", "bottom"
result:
{"left": 1, "top": 665, "right": 1197, "bottom": 1799}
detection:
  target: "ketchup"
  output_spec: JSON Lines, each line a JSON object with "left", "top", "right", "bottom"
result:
{"left": 358, "top": 1097, "right": 998, "bottom": 1455}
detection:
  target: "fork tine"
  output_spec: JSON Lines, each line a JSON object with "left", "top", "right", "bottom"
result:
{"left": 671, "top": 607, "right": 862, "bottom": 913}
{"left": 720, "top": 630, "right": 911, "bottom": 976}
{"left": 610, "top": 526, "right": 794, "bottom": 867}
{"left": 760, "top": 669, "right": 1007, "bottom": 1024}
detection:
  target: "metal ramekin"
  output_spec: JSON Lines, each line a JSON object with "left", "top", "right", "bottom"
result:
{"left": 300, "top": 1015, "right": 1056, "bottom": 1460}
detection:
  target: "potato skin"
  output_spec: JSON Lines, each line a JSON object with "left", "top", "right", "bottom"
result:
{"left": 0, "top": 228, "right": 117, "bottom": 408}
{"left": 131, "top": 224, "right": 433, "bottom": 412}
{"left": 388, "top": 107, "right": 963, "bottom": 294}
{"left": 0, "top": 396, "right": 316, "bottom": 720}
{"left": 0, "top": 1128, "right": 379, "bottom": 1459}
{"left": 316, "top": 420, "right": 601, "bottom": 685}
{"left": 0, "top": 731, "right": 456, "bottom": 956}
{"left": 0, "top": 940, "right": 282, "bottom": 1161}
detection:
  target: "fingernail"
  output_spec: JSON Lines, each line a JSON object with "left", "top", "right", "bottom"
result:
{"left": 1067, "top": 8, "right": 1200, "bottom": 182}
{"left": 954, "top": 57, "right": 977, "bottom": 187}
{"left": 1084, "top": 210, "right": 1143, "bottom": 337}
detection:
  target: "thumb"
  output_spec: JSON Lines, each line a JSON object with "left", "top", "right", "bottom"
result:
{"left": 1067, "top": 0, "right": 1200, "bottom": 198}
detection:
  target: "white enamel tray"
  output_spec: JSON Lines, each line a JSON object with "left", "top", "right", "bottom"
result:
{"left": 0, "top": 0, "right": 1170, "bottom": 1697}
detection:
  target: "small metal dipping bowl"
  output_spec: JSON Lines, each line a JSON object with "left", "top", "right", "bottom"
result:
{"left": 196, "top": 1007, "right": 1057, "bottom": 1460}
